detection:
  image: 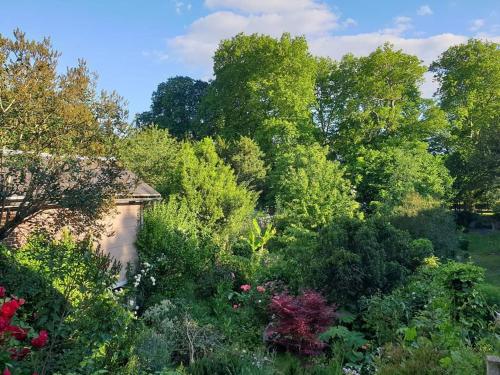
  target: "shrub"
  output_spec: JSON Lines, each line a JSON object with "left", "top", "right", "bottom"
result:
{"left": 269, "top": 143, "right": 359, "bottom": 230}
{"left": 265, "top": 291, "right": 336, "bottom": 356}
{"left": 0, "top": 287, "right": 48, "bottom": 374}
{"left": 135, "top": 199, "right": 219, "bottom": 305}
{"left": 0, "top": 234, "right": 133, "bottom": 374}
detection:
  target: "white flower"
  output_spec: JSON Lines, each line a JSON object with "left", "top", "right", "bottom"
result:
{"left": 150, "top": 276, "right": 156, "bottom": 286}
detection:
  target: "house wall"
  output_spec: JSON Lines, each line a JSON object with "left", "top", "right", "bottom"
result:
{"left": 2, "top": 203, "right": 142, "bottom": 283}
{"left": 99, "top": 203, "right": 141, "bottom": 282}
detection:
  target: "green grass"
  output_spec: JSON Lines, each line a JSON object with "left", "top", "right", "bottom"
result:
{"left": 464, "top": 231, "right": 500, "bottom": 286}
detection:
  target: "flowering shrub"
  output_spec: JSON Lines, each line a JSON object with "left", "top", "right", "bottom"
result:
{"left": 0, "top": 286, "right": 47, "bottom": 374}
{"left": 265, "top": 291, "right": 336, "bottom": 356}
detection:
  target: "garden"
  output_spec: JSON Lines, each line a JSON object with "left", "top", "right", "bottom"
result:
{"left": 0, "top": 30, "right": 499, "bottom": 374}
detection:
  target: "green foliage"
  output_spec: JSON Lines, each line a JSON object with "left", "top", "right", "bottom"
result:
{"left": 216, "top": 136, "right": 268, "bottom": 192}
{"left": 136, "top": 76, "right": 209, "bottom": 139}
{"left": 119, "top": 127, "right": 180, "bottom": 196}
{"left": 269, "top": 143, "right": 358, "bottom": 230}
{"left": 352, "top": 143, "right": 453, "bottom": 212}
{"left": 123, "top": 130, "right": 256, "bottom": 246}
{"left": 431, "top": 39, "right": 500, "bottom": 208}
{"left": 320, "top": 325, "right": 368, "bottom": 366}
{"left": 317, "top": 43, "right": 445, "bottom": 157}
{"left": 0, "top": 29, "right": 129, "bottom": 240}
{"left": 201, "top": 33, "right": 317, "bottom": 146}
{"left": 391, "top": 193, "right": 459, "bottom": 258}
{"left": 135, "top": 199, "right": 219, "bottom": 304}
{"left": 0, "top": 234, "right": 133, "bottom": 374}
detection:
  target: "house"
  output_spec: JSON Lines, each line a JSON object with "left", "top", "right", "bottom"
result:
{"left": 1, "top": 175, "right": 161, "bottom": 284}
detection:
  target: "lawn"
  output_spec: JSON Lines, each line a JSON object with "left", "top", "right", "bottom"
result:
{"left": 464, "top": 230, "right": 500, "bottom": 286}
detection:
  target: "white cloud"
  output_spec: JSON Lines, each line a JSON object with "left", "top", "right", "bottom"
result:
{"left": 469, "top": 18, "right": 486, "bottom": 31}
{"left": 169, "top": 0, "right": 339, "bottom": 68}
{"left": 382, "top": 16, "right": 413, "bottom": 35}
{"left": 164, "top": 1, "right": 500, "bottom": 97}
{"left": 417, "top": 5, "right": 433, "bottom": 16}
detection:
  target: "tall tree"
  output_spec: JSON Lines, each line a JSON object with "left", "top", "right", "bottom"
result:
{"left": 430, "top": 39, "right": 500, "bottom": 209}
{"left": 269, "top": 143, "right": 358, "bottom": 230}
{"left": 200, "top": 33, "right": 318, "bottom": 149}
{"left": 136, "top": 76, "right": 209, "bottom": 139}
{"left": 0, "top": 29, "right": 129, "bottom": 241}
{"left": 315, "top": 43, "right": 447, "bottom": 160}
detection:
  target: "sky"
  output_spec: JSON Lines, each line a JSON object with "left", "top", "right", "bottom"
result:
{"left": 1, "top": 0, "right": 499, "bottom": 118}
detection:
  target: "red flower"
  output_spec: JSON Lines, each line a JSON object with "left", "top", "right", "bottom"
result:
{"left": 1, "top": 300, "right": 23, "bottom": 319}
{"left": 0, "top": 287, "right": 5, "bottom": 298}
{"left": 3, "top": 368, "right": 11, "bottom": 375}
{"left": 6, "top": 325, "right": 28, "bottom": 341}
{"left": 256, "top": 286, "right": 266, "bottom": 293}
{"left": 240, "top": 284, "right": 251, "bottom": 292}
{"left": 31, "top": 330, "right": 48, "bottom": 348}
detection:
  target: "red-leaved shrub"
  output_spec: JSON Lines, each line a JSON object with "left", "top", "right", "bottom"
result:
{"left": 265, "top": 290, "right": 336, "bottom": 356}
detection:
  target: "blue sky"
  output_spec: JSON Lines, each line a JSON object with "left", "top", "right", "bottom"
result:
{"left": 1, "top": 0, "right": 499, "bottom": 117}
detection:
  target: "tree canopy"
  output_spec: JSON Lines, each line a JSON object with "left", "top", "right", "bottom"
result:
{"left": 136, "top": 76, "right": 209, "bottom": 139}
{"left": 0, "top": 29, "right": 129, "bottom": 240}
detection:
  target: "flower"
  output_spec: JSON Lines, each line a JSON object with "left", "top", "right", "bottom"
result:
{"left": 0, "top": 287, "right": 6, "bottom": 298}
{"left": 3, "top": 368, "right": 11, "bottom": 375}
{"left": 31, "top": 330, "right": 48, "bottom": 348}
{"left": 240, "top": 284, "right": 251, "bottom": 292}
{"left": 1, "top": 299, "right": 24, "bottom": 319}
{"left": 232, "top": 304, "right": 240, "bottom": 309}
{"left": 256, "top": 286, "right": 266, "bottom": 293}
{"left": 6, "top": 325, "right": 28, "bottom": 341}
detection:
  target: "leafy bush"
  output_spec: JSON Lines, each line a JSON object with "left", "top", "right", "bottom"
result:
{"left": 265, "top": 291, "right": 336, "bottom": 356}
{"left": 269, "top": 143, "right": 359, "bottom": 230}
{"left": 135, "top": 199, "right": 219, "bottom": 305}
{"left": 0, "top": 234, "right": 133, "bottom": 374}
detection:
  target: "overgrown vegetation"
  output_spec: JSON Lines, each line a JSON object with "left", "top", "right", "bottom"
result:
{"left": 0, "top": 29, "right": 498, "bottom": 374}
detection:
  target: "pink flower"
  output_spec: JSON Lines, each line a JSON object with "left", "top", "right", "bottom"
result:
{"left": 232, "top": 304, "right": 240, "bottom": 309}
{"left": 0, "top": 287, "right": 6, "bottom": 298}
{"left": 256, "top": 286, "right": 266, "bottom": 293}
{"left": 3, "top": 368, "right": 11, "bottom": 375}
{"left": 240, "top": 284, "right": 251, "bottom": 292}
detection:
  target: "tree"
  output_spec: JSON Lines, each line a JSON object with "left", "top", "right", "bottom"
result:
{"left": 269, "top": 143, "right": 358, "bottom": 230}
{"left": 121, "top": 128, "right": 256, "bottom": 246}
{"left": 315, "top": 44, "right": 447, "bottom": 159}
{"left": 430, "top": 39, "right": 500, "bottom": 209}
{"left": 0, "top": 29, "right": 129, "bottom": 241}
{"left": 118, "top": 127, "right": 180, "bottom": 196}
{"left": 216, "top": 136, "right": 267, "bottom": 192}
{"left": 352, "top": 142, "right": 453, "bottom": 212}
{"left": 136, "top": 76, "right": 209, "bottom": 139}
{"left": 200, "top": 33, "right": 318, "bottom": 147}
